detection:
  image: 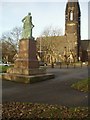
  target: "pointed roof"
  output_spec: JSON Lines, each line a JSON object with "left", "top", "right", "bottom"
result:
{"left": 65, "top": 0, "right": 81, "bottom": 15}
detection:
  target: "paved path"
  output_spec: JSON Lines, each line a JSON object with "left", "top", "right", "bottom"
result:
{"left": 2, "top": 66, "right": 88, "bottom": 107}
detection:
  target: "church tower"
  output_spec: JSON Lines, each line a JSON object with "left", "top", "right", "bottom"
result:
{"left": 65, "top": 0, "right": 81, "bottom": 60}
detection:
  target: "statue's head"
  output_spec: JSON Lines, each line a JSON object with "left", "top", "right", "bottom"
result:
{"left": 28, "top": 12, "right": 31, "bottom": 16}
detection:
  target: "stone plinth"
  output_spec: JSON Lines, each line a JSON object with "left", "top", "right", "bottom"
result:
{"left": 2, "top": 73, "right": 54, "bottom": 84}
{"left": 8, "top": 38, "right": 40, "bottom": 76}
{"left": 2, "top": 38, "right": 54, "bottom": 83}
{"left": 7, "top": 67, "right": 46, "bottom": 75}
{"left": 15, "top": 38, "right": 39, "bottom": 69}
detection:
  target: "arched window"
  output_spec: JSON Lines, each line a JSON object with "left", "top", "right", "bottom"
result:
{"left": 70, "top": 11, "right": 73, "bottom": 21}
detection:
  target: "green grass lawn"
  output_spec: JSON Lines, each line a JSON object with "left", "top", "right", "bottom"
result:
{"left": 0, "top": 65, "right": 10, "bottom": 73}
{"left": 71, "top": 78, "right": 89, "bottom": 92}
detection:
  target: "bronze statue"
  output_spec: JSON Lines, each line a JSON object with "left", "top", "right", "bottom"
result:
{"left": 22, "top": 13, "right": 34, "bottom": 39}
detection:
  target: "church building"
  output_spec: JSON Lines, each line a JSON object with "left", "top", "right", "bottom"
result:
{"left": 37, "top": 0, "right": 89, "bottom": 63}
{"left": 65, "top": 0, "right": 81, "bottom": 61}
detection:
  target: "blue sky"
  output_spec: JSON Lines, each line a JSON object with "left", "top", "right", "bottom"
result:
{"left": 0, "top": 0, "right": 89, "bottom": 40}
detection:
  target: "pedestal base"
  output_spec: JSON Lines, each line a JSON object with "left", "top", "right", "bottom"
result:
{"left": 7, "top": 67, "right": 46, "bottom": 75}
{"left": 2, "top": 38, "right": 55, "bottom": 83}
{"left": 2, "top": 73, "right": 55, "bottom": 84}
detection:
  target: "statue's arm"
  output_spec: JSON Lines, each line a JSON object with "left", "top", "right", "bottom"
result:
{"left": 22, "top": 16, "right": 26, "bottom": 22}
{"left": 32, "top": 24, "right": 34, "bottom": 28}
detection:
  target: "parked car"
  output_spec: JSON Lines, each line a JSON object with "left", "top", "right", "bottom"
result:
{"left": 0, "top": 61, "right": 10, "bottom": 66}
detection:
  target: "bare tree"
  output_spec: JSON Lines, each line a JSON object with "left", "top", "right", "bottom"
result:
{"left": 1, "top": 40, "right": 17, "bottom": 63}
{"left": 37, "top": 26, "right": 63, "bottom": 64}
{"left": 42, "top": 26, "right": 62, "bottom": 37}
{"left": 10, "top": 27, "right": 22, "bottom": 50}
{"left": 1, "top": 26, "right": 22, "bottom": 50}
{"left": 1, "top": 26, "right": 22, "bottom": 63}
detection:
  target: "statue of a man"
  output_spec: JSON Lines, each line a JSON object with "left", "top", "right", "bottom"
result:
{"left": 22, "top": 13, "right": 34, "bottom": 39}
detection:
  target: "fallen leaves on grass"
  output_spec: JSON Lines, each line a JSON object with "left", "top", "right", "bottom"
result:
{"left": 2, "top": 102, "right": 89, "bottom": 119}
{"left": 71, "top": 79, "right": 88, "bottom": 92}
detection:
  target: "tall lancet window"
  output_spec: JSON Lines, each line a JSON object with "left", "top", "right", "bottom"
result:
{"left": 70, "top": 11, "right": 73, "bottom": 21}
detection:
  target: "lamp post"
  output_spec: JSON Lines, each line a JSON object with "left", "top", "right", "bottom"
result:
{"left": 39, "top": 37, "right": 42, "bottom": 61}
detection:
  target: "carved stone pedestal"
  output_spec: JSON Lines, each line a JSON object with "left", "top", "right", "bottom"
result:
{"left": 15, "top": 39, "right": 39, "bottom": 69}
{"left": 2, "top": 73, "right": 54, "bottom": 84}
{"left": 2, "top": 38, "right": 54, "bottom": 83}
